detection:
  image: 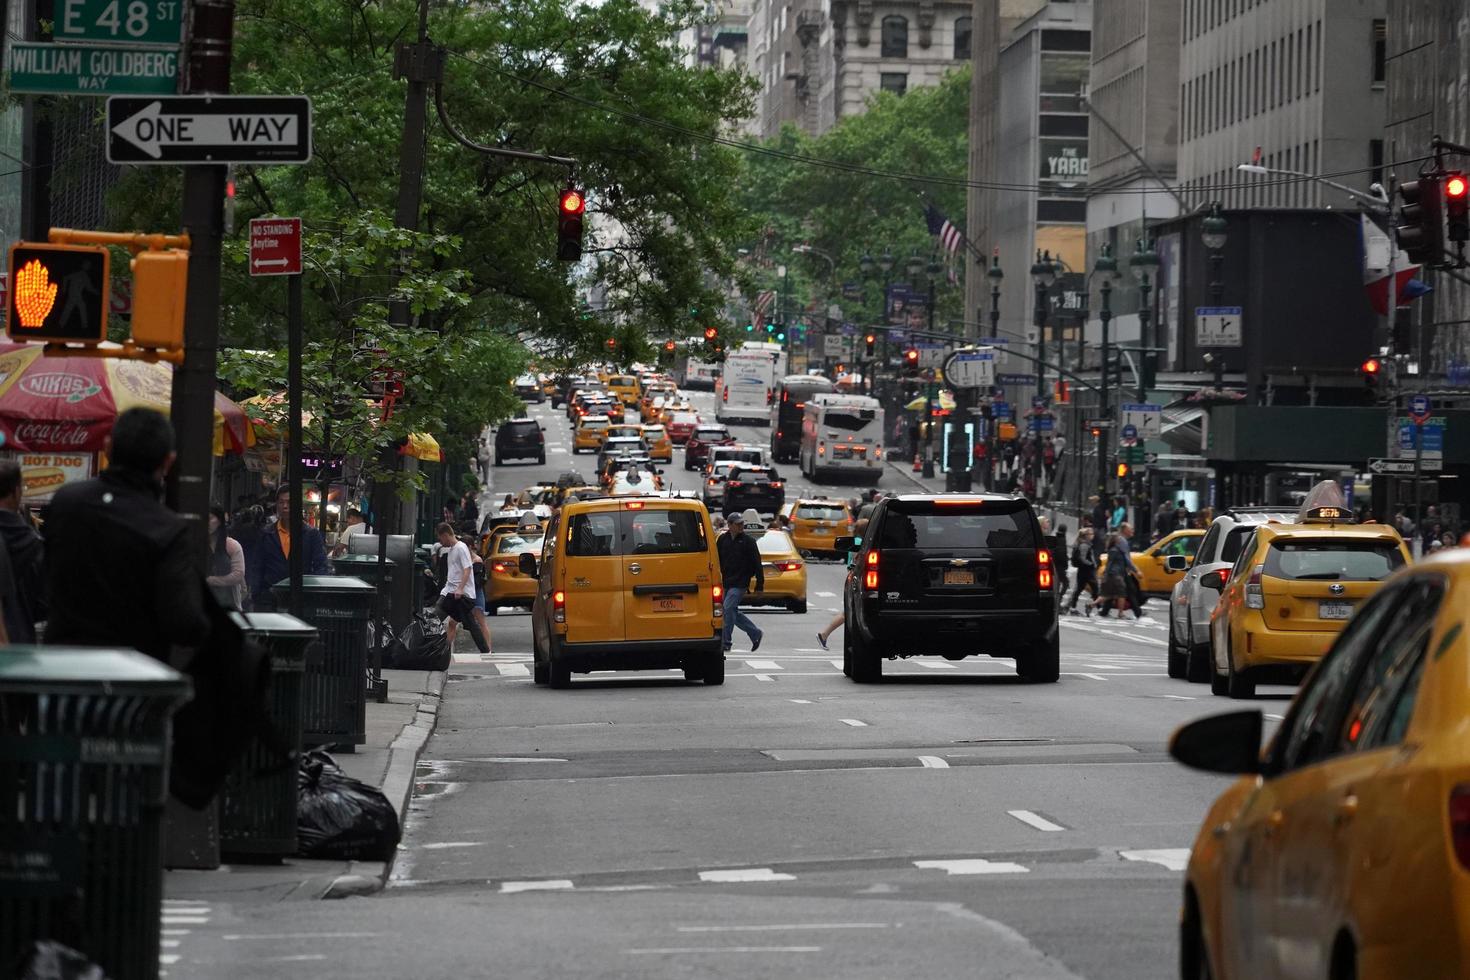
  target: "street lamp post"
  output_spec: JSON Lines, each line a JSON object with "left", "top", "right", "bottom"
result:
{"left": 1031, "top": 250, "right": 1057, "bottom": 403}
{"left": 1094, "top": 244, "right": 1118, "bottom": 494}
{"left": 905, "top": 251, "right": 937, "bottom": 478}
{"left": 1132, "top": 237, "right": 1159, "bottom": 397}
{"left": 1201, "top": 202, "right": 1227, "bottom": 305}
{"left": 860, "top": 247, "right": 896, "bottom": 393}
{"left": 980, "top": 254, "right": 1005, "bottom": 492}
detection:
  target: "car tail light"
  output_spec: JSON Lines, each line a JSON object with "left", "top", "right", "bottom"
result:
{"left": 727, "top": 480, "right": 743, "bottom": 488}
{"left": 722, "top": 388, "right": 728, "bottom": 402}
{"left": 781, "top": 561, "right": 802, "bottom": 571}
{"left": 777, "top": 429, "right": 783, "bottom": 438}
{"left": 493, "top": 562, "right": 508, "bottom": 573}
{"left": 818, "top": 442, "right": 826, "bottom": 456}
{"left": 1452, "top": 784, "right": 1470, "bottom": 870}
{"left": 1245, "top": 564, "right": 1265, "bottom": 609}
{"left": 874, "top": 447, "right": 882, "bottom": 460}
{"left": 712, "top": 583, "right": 724, "bottom": 617}
{"left": 553, "top": 590, "right": 566, "bottom": 623}
{"left": 864, "top": 549, "right": 879, "bottom": 590}
{"left": 770, "top": 481, "right": 783, "bottom": 489}
{"left": 766, "top": 388, "right": 773, "bottom": 406}
{"left": 1038, "top": 550, "right": 1053, "bottom": 589}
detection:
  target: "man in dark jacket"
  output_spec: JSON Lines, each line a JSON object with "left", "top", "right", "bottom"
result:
{"left": 249, "top": 483, "right": 330, "bottom": 610}
{"left": 43, "top": 407, "right": 210, "bottom": 660}
{"left": 0, "top": 459, "right": 45, "bottom": 641}
{"left": 715, "top": 512, "right": 764, "bottom": 652}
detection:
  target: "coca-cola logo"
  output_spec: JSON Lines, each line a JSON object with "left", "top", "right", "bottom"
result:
{"left": 13, "top": 421, "right": 94, "bottom": 448}
{"left": 19, "top": 373, "right": 100, "bottom": 403}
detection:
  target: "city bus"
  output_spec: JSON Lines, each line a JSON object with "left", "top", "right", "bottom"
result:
{"left": 715, "top": 342, "right": 786, "bottom": 425}
{"left": 769, "top": 373, "right": 834, "bottom": 463}
{"left": 799, "top": 392, "right": 885, "bottom": 483}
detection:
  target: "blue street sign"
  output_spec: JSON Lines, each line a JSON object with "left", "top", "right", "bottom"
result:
{"left": 1121, "top": 423, "right": 1138, "bottom": 440}
{"left": 991, "top": 400, "right": 1012, "bottom": 419}
{"left": 997, "top": 373, "right": 1037, "bottom": 385}
{"left": 1029, "top": 415, "right": 1054, "bottom": 432}
{"left": 1397, "top": 417, "right": 1445, "bottom": 455}
{"left": 1031, "top": 395, "right": 1048, "bottom": 410}
{"left": 1409, "top": 393, "right": 1432, "bottom": 421}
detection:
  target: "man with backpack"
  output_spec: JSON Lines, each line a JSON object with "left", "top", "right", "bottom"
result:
{"left": 1065, "top": 527, "right": 1098, "bottom": 615}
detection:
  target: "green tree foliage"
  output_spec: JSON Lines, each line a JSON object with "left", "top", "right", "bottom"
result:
{"left": 734, "top": 67, "right": 971, "bottom": 330}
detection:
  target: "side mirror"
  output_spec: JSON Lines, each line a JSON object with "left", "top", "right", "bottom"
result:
{"left": 518, "top": 552, "right": 539, "bottom": 577}
{"left": 1169, "top": 711, "right": 1263, "bottom": 774}
{"left": 1199, "top": 570, "right": 1225, "bottom": 591}
{"left": 833, "top": 536, "right": 858, "bottom": 553}
{"left": 1164, "top": 554, "right": 1189, "bottom": 572}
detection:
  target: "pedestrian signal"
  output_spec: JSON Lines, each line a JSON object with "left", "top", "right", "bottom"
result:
{"left": 128, "top": 249, "right": 189, "bottom": 351}
{"left": 7, "top": 242, "right": 110, "bottom": 342}
{"left": 1360, "top": 357, "right": 1382, "bottom": 387}
{"left": 1115, "top": 461, "right": 1130, "bottom": 479}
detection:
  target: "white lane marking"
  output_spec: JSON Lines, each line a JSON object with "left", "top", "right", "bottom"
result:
{"left": 222, "top": 933, "right": 377, "bottom": 941}
{"left": 497, "top": 663, "right": 531, "bottom": 677}
{"left": 814, "top": 591, "right": 837, "bottom": 597}
{"left": 1007, "top": 809, "right": 1066, "bottom": 832}
{"left": 698, "top": 867, "right": 796, "bottom": 882}
{"left": 1120, "top": 848, "right": 1191, "bottom": 872}
{"left": 462, "top": 756, "right": 570, "bottom": 763}
{"left": 676, "top": 924, "right": 888, "bottom": 932}
{"left": 160, "top": 907, "right": 209, "bottom": 915}
{"left": 918, "top": 756, "right": 949, "bottom": 768}
{"left": 161, "top": 930, "right": 191, "bottom": 936}
{"left": 829, "top": 659, "right": 844, "bottom": 670}
{"left": 794, "top": 648, "right": 826, "bottom": 652}
{"left": 625, "top": 946, "right": 822, "bottom": 954}
{"left": 746, "top": 660, "right": 782, "bottom": 670}
{"left": 754, "top": 674, "right": 776, "bottom": 682}
{"left": 839, "top": 718, "right": 868, "bottom": 727}
{"left": 262, "top": 955, "right": 329, "bottom": 963}
{"left": 419, "top": 842, "right": 485, "bottom": 850}
{"left": 1159, "top": 694, "right": 1196, "bottom": 701}
{"left": 915, "top": 660, "right": 958, "bottom": 670}
{"left": 159, "top": 955, "right": 180, "bottom": 965}
{"left": 161, "top": 917, "right": 209, "bottom": 925}
{"left": 914, "top": 859, "right": 1029, "bottom": 875}
{"left": 788, "top": 699, "right": 813, "bottom": 704}
{"left": 1075, "top": 673, "right": 1109, "bottom": 681}
{"left": 161, "top": 940, "right": 180, "bottom": 948}
{"left": 500, "top": 879, "right": 575, "bottom": 893}
{"left": 1082, "top": 664, "right": 1126, "bottom": 670}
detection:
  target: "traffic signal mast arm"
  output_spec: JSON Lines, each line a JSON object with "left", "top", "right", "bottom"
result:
{"left": 49, "top": 228, "right": 192, "bottom": 253}
{"left": 434, "top": 82, "right": 577, "bottom": 172}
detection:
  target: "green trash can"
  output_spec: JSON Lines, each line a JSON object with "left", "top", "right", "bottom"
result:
{"left": 0, "top": 648, "right": 192, "bottom": 980}
{"left": 271, "top": 576, "right": 375, "bottom": 750}
{"left": 333, "top": 553, "right": 401, "bottom": 631}
{"left": 220, "top": 613, "right": 319, "bottom": 860}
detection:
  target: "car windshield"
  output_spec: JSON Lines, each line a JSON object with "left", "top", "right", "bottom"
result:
{"left": 879, "top": 502, "right": 1036, "bottom": 549}
{"left": 1265, "top": 539, "right": 1405, "bottom": 581}
{"left": 797, "top": 503, "right": 848, "bottom": 521}
{"left": 494, "top": 533, "right": 545, "bottom": 555}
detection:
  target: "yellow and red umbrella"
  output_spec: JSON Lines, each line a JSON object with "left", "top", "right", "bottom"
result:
{"left": 0, "top": 342, "right": 255, "bottom": 455}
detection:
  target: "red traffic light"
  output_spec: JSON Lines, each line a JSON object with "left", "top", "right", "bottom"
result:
{"left": 865, "top": 333, "right": 876, "bottom": 344}
{"left": 664, "top": 340, "right": 676, "bottom": 352}
{"left": 904, "top": 348, "right": 919, "bottom": 363}
{"left": 560, "top": 189, "right": 585, "bottom": 214}
{"left": 605, "top": 337, "right": 617, "bottom": 350}
{"left": 1361, "top": 357, "right": 1382, "bottom": 375}
{"left": 1448, "top": 176, "right": 1468, "bottom": 200}
{"left": 704, "top": 327, "right": 717, "bottom": 341}
{"left": 1090, "top": 426, "right": 1102, "bottom": 439}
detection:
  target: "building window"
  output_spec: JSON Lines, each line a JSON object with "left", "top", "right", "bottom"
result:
{"left": 879, "top": 72, "right": 908, "bottom": 95}
{"left": 954, "top": 16, "right": 972, "bottom": 60}
{"left": 881, "top": 16, "right": 907, "bottom": 58}
{"left": 1370, "top": 139, "right": 1385, "bottom": 186}
{"left": 1372, "top": 19, "right": 1386, "bottom": 84}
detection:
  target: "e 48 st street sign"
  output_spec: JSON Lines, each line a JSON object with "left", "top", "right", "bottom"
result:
{"left": 105, "top": 96, "right": 313, "bottom": 164}
{"left": 57, "top": 0, "right": 185, "bottom": 45}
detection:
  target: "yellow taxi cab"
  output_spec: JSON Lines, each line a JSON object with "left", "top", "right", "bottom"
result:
{"left": 784, "top": 498, "right": 853, "bottom": 557}
{"left": 607, "top": 467, "right": 664, "bottom": 495}
{"left": 572, "top": 414, "right": 610, "bottom": 454}
{"left": 641, "top": 385, "right": 676, "bottom": 422}
{"left": 604, "top": 423, "right": 644, "bottom": 443}
{"left": 1209, "top": 488, "right": 1410, "bottom": 699}
{"left": 605, "top": 373, "right": 641, "bottom": 406}
{"left": 658, "top": 400, "right": 694, "bottom": 425}
{"left": 1173, "top": 546, "right": 1470, "bottom": 980}
{"left": 641, "top": 423, "right": 673, "bottom": 462}
{"left": 557, "top": 484, "right": 605, "bottom": 505}
{"left": 523, "top": 496, "right": 725, "bottom": 688}
{"left": 482, "top": 523, "right": 546, "bottom": 614}
{"left": 732, "top": 519, "right": 807, "bottom": 614}
{"left": 1099, "top": 528, "right": 1205, "bottom": 597}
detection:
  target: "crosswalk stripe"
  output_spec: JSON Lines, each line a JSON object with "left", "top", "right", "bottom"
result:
{"left": 745, "top": 660, "right": 782, "bottom": 670}
{"left": 498, "top": 663, "right": 530, "bottom": 677}
{"left": 915, "top": 660, "right": 957, "bottom": 670}
{"left": 913, "top": 859, "right": 1028, "bottom": 875}
{"left": 1119, "top": 849, "right": 1190, "bottom": 872}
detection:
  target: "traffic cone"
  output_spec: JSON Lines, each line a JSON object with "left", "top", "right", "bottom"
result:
{"left": 912, "top": 455, "right": 922, "bottom": 472}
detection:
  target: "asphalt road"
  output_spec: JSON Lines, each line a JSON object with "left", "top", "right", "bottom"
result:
{"left": 175, "top": 392, "right": 1299, "bottom": 980}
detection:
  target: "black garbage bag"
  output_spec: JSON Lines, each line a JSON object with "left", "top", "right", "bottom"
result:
{"left": 296, "top": 749, "right": 401, "bottom": 861}
{"left": 384, "top": 612, "right": 450, "bottom": 671}
{"left": 15, "top": 941, "right": 110, "bottom": 980}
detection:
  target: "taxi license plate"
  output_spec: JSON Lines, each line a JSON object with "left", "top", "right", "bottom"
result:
{"left": 812, "top": 527, "right": 830, "bottom": 534}
{"left": 943, "top": 569, "right": 975, "bottom": 585}
{"left": 1319, "top": 601, "right": 1353, "bottom": 620}
{"left": 652, "top": 596, "right": 684, "bottom": 613}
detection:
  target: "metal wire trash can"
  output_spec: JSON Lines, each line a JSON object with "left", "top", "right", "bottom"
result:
{"left": 271, "top": 576, "right": 375, "bottom": 751}
{"left": 219, "top": 613, "right": 320, "bottom": 860}
{"left": 0, "top": 648, "right": 192, "bottom": 980}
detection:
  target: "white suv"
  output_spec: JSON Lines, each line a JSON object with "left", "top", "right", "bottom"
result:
{"left": 1167, "top": 507, "right": 1297, "bottom": 682}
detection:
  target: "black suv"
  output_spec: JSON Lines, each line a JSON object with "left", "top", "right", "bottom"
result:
{"left": 837, "top": 494, "right": 1058, "bottom": 683}
{"left": 494, "top": 419, "right": 546, "bottom": 465}
{"left": 723, "top": 465, "right": 785, "bottom": 517}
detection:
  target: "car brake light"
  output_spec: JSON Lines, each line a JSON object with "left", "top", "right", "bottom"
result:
{"left": 766, "top": 388, "right": 772, "bottom": 405}
{"left": 722, "top": 388, "right": 728, "bottom": 402}
{"left": 1038, "top": 550, "right": 1053, "bottom": 589}
{"left": 553, "top": 590, "right": 566, "bottom": 623}
{"left": 624, "top": 501, "right": 644, "bottom": 509}
{"left": 781, "top": 561, "right": 802, "bottom": 571}
{"left": 493, "top": 562, "right": 508, "bottom": 573}
{"left": 1452, "top": 784, "right": 1470, "bottom": 870}
{"left": 777, "top": 429, "right": 783, "bottom": 438}
{"left": 1245, "top": 563, "right": 1265, "bottom": 609}
{"left": 727, "top": 480, "right": 743, "bottom": 488}
{"left": 818, "top": 442, "right": 826, "bottom": 456}
{"left": 874, "top": 448, "right": 882, "bottom": 459}
{"left": 711, "top": 583, "right": 724, "bottom": 617}
{"left": 864, "top": 549, "right": 879, "bottom": 590}
{"left": 770, "top": 481, "right": 783, "bottom": 489}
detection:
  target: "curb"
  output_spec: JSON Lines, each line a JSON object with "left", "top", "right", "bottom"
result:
{"left": 321, "top": 669, "right": 448, "bottom": 899}
{"left": 886, "top": 459, "right": 943, "bottom": 493}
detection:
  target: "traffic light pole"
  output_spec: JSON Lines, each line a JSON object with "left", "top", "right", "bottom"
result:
{"left": 167, "top": 0, "right": 234, "bottom": 560}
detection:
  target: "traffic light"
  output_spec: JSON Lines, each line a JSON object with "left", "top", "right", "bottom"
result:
{"left": 1115, "top": 461, "right": 1130, "bottom": 479}
{"left": 605, "top": 337, "right": 617, "bottom": 351}
{"left": 904, "top": 347, "right": 919, "bottom": 366}
{"left": 1089, "top": 424, "right": 1103, "bottom": 439}
{"left": 128, "top": 249, "right": 189, "bottom": 351}
{"left": 776, "top": 330, "right": 786, "bottom": 342}
{"left": 1360, "top": 356, "right": 1382, "bottom": 386}
{"left": 664, "top": 340, "right": 676, "bottom": 352}
{"left": 556, "top": 186, "right": 585, "bottom": 262}
{"left": 764, "top": 322, "right": 775, "bottom": 336}
{"left": 864, "top": 333, "right": 876, "bottom": 357}
{"left": 1053, "top": 380, "right": 1070, "bottom": 404}
{"left": 1397, "top": 176, "right": 1445, "bottom": 266}
{"left": 745, "top": 323, "right": 754, "bottom": 333}
{"left": 1446, "top": 172, "right": 1470, "bottom": 245}
{"left": 704, "top": 327, "right": 718, "bottom": 341}
{"left": 6, "top": 242, "right": 110, "bottom": 342}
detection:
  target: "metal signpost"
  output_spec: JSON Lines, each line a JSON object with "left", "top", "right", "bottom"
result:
{"left": 106, "top": 95, "right": 313, "bottom": 164}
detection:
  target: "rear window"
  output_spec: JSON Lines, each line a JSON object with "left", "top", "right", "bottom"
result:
{"left": 797, "top": 504, "right": 848, "bottom": 521}
{"left": 756, "top": 531, "right": 795, "bottom": 555}
{"left": 1265, "top": 539, "right": 1405, "bottom": 582}
{"left": 643, "top": 426, "right": 666, "bottom": 436}
{"left": 566, "top": 512, "right": 619, "bottom": 556}
{"left": 695, "top": 427, "right": 729, "bottom": 440}
{"left": 672, "top": 413, "right": 700, "bottom": 424}
{"left": 609, "top": 375, "right": 637, "bottom": 388}
{"left": 731, "top": 468, "right": 775, "bottom": 483}
{"left": 626, "top": 510, "right": 706, "bottom": 555}
{"left": 494, "top": 533, "right": 545, "bottom": 556}
{"left": 823, "top": 409, "right": 876, "bottom": 431}
{"left": 878, "top": 503, "right": 1036, "bottom": 550}
{"left": 503, "top": 421, "right": 539, "bottom": 437}
{"left": 580, "top": 418, "right": 608, "bottom": 430}
{"left": 715, "top": 450, "right": 763, "bottom": 464}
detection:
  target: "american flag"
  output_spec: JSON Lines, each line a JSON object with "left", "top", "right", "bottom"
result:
{"left": 925, "top": 204, "right": 964, "bottom": 256}
{"left": 753, "top": 289, "right": 776, "bottom": 321}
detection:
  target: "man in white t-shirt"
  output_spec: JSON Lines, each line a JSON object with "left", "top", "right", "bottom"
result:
{"left": 435, "top": 522, "right": 489, "bottom": 653}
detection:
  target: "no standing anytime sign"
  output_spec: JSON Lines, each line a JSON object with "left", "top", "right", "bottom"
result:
{"left": 248, "top": 217, "right": 302, "bottom": 277}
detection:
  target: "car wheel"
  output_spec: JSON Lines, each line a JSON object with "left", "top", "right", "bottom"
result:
{"left": 538, "top": 454, "right": 546, "bottom": 465}
{"left": 1208, "top": 632, "right": 1229, "bottom": 696}
{"left": 841, "top": 624, "right": 853, "bottom": 677}
{"left": 1186, "top": 637, "right": 1212, "bottom": 684}
{"left": 850, "top": 629, "right": 882, "bottom": 683}
{"left": 484, "top": 604, "right": 498, "bottom": 616}
{"left": 548, "top": 638, "right": 571, "bottom": 689}
{"left": 703, "top": 655, "right": 725, "bottom": 686}
{"left": 682, "top": 664, "right": 705, "bottom": 682}
{"left": 1016, "top": 631, "right": 1060, "bottom": 683}
{"left": 494, "top": 454, "right": 503, "bottom": 466}
{"left": 532, "top": 628, "right": 549, "bottom": 685}
{"left": 788, "top": 600, "right": 807, "bottom": 615}
{"left": 1167, "top": 616, "right": 1187, "bottom": 679}
{"left": 1225, "top": 638, "right": 1255, "bottom": 699}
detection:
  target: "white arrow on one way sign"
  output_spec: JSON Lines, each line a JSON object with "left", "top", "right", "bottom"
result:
{"left": 111, "top": 101, "right": 301, "bottom": 160}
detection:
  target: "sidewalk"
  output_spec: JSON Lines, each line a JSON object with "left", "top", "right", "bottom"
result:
{"left": 163, "top": 667, "right": 447, "bottom": 904}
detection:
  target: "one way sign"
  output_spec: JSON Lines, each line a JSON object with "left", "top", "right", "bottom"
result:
{"left": 105, "top": 95, "right": 312, "bottom": 165}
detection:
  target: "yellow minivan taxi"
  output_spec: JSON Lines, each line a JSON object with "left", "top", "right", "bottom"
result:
{"left": 641, "top": 423, "right": 673, "bottom": 462}
{"left": 483, "top": 524, "right": 545, "bottom": 614}
{"left": 1209, "top": 508, "right": 1410, "bottom": 698}
{"left": 785, "top": 499, "right": 853, "bottom": 556}
{"left": 606, "top": 373, "right": 641, "bottom": 407}
{"left": 525, "top": 496, "right": 725, "bottom": 688}
{"left": 1174, "top": 547, "right": 1470, "bottom": 980}
{"left": 573, "top": 415, "right": 610, "bottom": 453}
{"left": 1099, "top": 528, "right": 1205, "bottom": 597}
